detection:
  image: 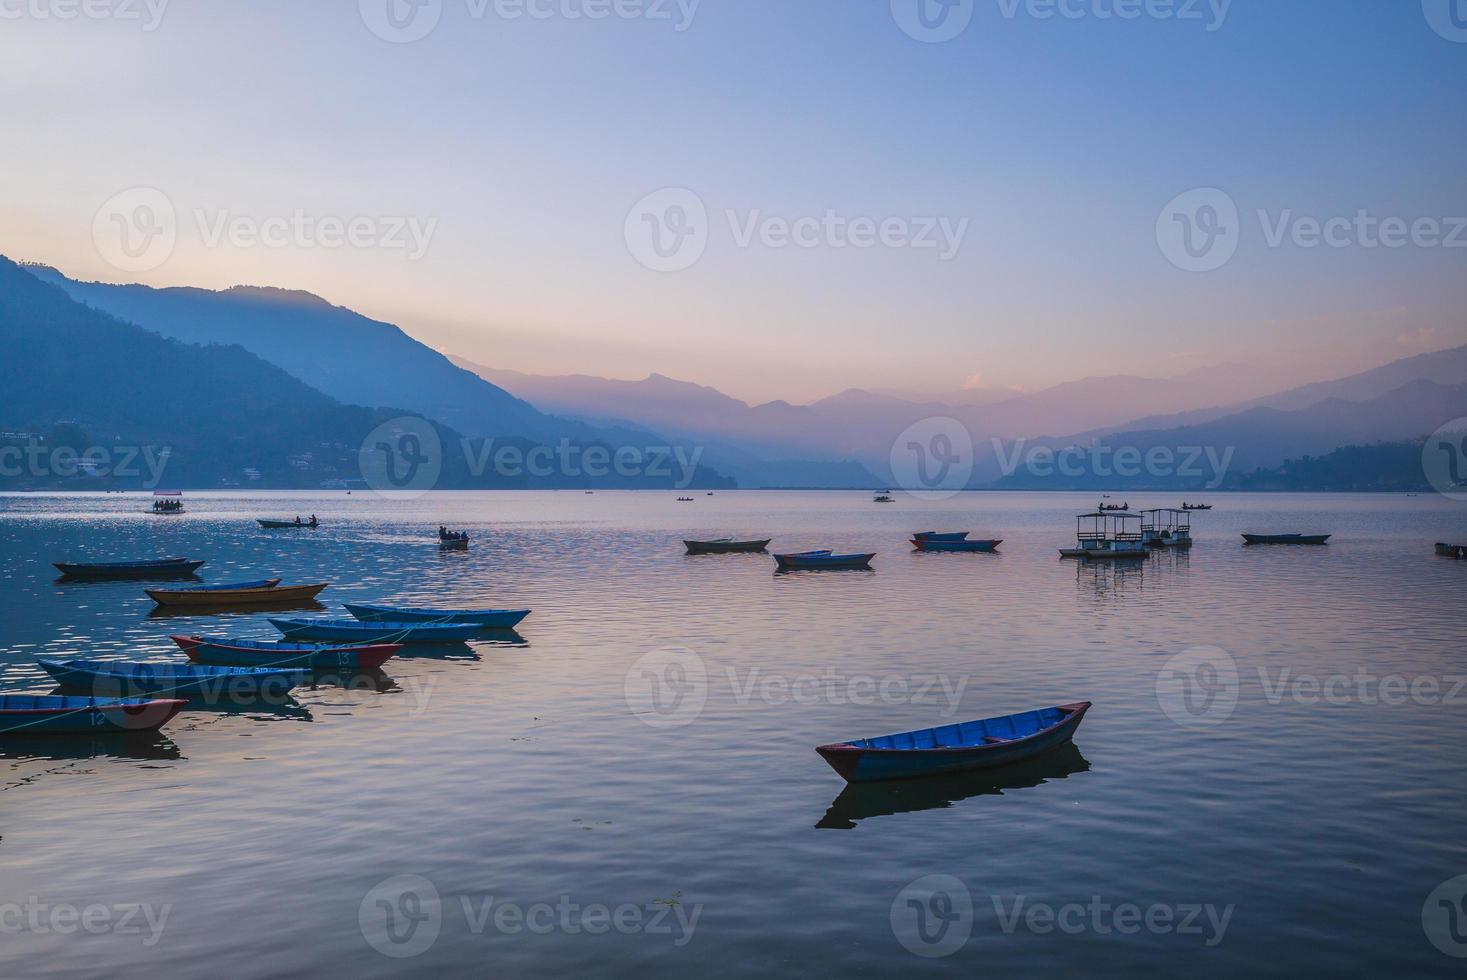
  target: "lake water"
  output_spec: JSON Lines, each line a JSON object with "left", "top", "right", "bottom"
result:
{"left": 1, "top": 491, "right": 1465, "bottom": 977}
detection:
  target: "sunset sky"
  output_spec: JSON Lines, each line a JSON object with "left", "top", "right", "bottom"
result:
{"left": 3, "top": 0, "right": 1465, "bottom": 403}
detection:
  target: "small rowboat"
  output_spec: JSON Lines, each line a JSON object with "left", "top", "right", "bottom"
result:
{"left": 1242, "top": 533, "right": 1331, "bottom": 545}
{"left": 171, "top": 635, "right": 399, "bottom": 670}
{"left": 54, "top": 557, "right": 205, "bottom": 579}
{"left": 911, "top": 538, "right": 1001, "bottom": 553}
{"left": 816, "top": 702, "right": 1092, "bottom": 783}
{"left": 38, "top": 659, "right": 312, "bottom": 699}
{"left": 0, "top": 695, "right": 187, "bottom": 735}
{"left": 343, "top": 603, "right": 531, "bottom": 629}
{"left": 145, "top": 581, "right": 327, "bottom": 608}
{"left": 258, "top": 519, "right": 318, "bottom": 529}
{"left": 774, "top": 551, "right": 876, "bottom": 571}
{"left": 913, "top": 532, "right": 969, "bottom": 542}
{"left": 269, "top": 618, "right": 482, "bottom": 643}
{"left": 440, "top": 537, "right": 469, "bottom": 551}
{"left": 1435, "top": 543, "right": 1467, "bottom": 559}
{"left": 684, "top": 538, "right": 772, "bottom": 555}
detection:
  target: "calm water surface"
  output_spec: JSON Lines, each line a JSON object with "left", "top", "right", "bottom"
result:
{"left": 1, "top": 491, "right": 1464, "bottom": 977}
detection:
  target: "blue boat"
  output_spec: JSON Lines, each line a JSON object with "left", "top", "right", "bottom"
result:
{"left": 1242, "top": 533, "right": 1331, "bottom": 545}
{"left": 171, "top": 635, "right": 399, "bottom": 670}
{"left": 53, "top": 557, "right": 205, "bottom": 579}
{"left": 816, "top": 702, "right": 1092, "bottom": 783}
{"left": 37, "top": 659, "right": 311, "bottom": 699}
{"left": 343, "top": 603, "right": 531, "bottom": 629}
{"left": 0, "top": 694, "right": 187, "bottom": 735}
{"left": 774, "top": 551, "right": 875, "bottom": 571}
{"left": 911, "top": 538, "right": 1002, "bottom": 553}
{"left": 913, "top": 532, "right": 969, "bottom": 542}
{"left": 153, "top": 579, "right": 280, "bottom": 593}
{"left": 269, "top": 618, "right": 482, "bottom": 643}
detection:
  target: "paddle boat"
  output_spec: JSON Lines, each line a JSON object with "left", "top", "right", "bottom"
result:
{"left": 774, "top": 550, "right": 876, "bottom": 571}
{"left": 53, "top": 557, "right": 205, "bottom": 579}
{"left": 149, "top": 490, "right": 185, "bottom": 515}
{"left": 911, "top": 537, "right": 1001, "bottom": 553}
{"left": 816, "top": 702, "right": 1092, "bottom": 783}
{"left": 684, "top": 538, "right": 772, "bottom": 555}
{"left": 258, "top": 517, "right": 318, "bottom": 529}
{"left": 269, "top": 618, "right": 482, "bottom": 644}
{"left": 343, "top": 603, "right": 531, "bottom": 629}
{"left": 144, "top": 580, "right": 327, "bottom": 607}
{"left": 1435, "top": 542, "right": 1467, "bottom": 559}
{"left": 0, "top": 695, "right": 187, "bottom": 735}
{"left": 1140, "top": 509, "right": 1193, "bottom": 548}
{"left": 1242, "top": 533, "right": 1331, "bottom": 545}
{"left": 36, "top": 659, "right": 311, "bottom": 699}
{"left": 913, "top": 532, "right": 969, "bottom": 542}
{"left": 1059, "top": 513, "right": 1148, "bottom": 560}
{"left": 171, "top": 635, "right": 400, "bottom": 670}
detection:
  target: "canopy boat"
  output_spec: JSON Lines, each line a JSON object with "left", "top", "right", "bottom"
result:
{"left": 54, "top": 557, "right": 205, "bottom": 580}
{"left": 149, "top": 490, "right": 185, "bottom": 515}
{"left": 684, "top": 538, "right": 772, "bottom": 555}
{"left": 171, "top": 635, "right": 399, "bottom": 670}
{"left": 1181, "top": 502, "right": 1212, "bottom": 511}
{"left": 1140, "top": 509, "right": 1193, "bottom": 548}
{"left": 344, "top": 603, "right": 531, "bottom": 629}
{"left": 0, "top": 694, "right": 187, "bottom": 735}
{"left": 1435, "top": 542, "right": 1467, "bottom": 559}
{"left": 144, "top": 580, "right": 327, "bottom": 608}
{"left": 258, "top": 518, "right": 318, "bottom": 529}
{"left": 1242, "top": 533, "right": 1331, "bottom": 545}
{"left": 816, "top": 702, "right": 1092, "bottom": 783}
{"left": 911, "top": 537, "right": 1001, "bottom": 553}
{"left": 269, "top": 618, "right": 482, "bottom": 643}
{"left": 1059, "top": 513, "right": 1148, "bottom": 560}
{"left": 913, "top": 532, "right": 969, "bottom": 542}
{"left": 36, "top": 659, "right": 311, "bottom": 699}
{"left": 774, "top": 550, "right": 875, "bottom": 571}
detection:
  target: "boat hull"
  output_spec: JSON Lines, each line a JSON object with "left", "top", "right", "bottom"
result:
{"left": 269, "top": 618, "right": 481, "bottom": 643}
{"left": 343, "top": 603, "right": 531, "bottom": 629}
{"left": 440, "top": 538, "right": 469, "bottom": 551}
{"left": 1242, "top": 534, "right": 1331, "bottom": 545}
{"left": 171, "top": 635, "right": 399, "bottom": 670}
{"left": 54, "top": 558, "right": 205, "bottom": 580}
{"left": 257, "top": 520, "right": 318, "bottom": 529}
{"left": 774, "top": 552, "right": 875, "bottom": 571}
{"left": 913, "top": 532, "right": 970, "bottom": 542}
{"left": 1436, "top": 543, "right": 1467, "bottom": 559}
{"left": 684, "top": 539, "right": 771, "bottom": 554}
{"left": 146, "top": 583, "right": 327, "bottom": 607}
{"left": 912, "top": 538, "right": 1000, "bottom": 553}
{"left": 0, "top": 695, "right": 186, "bottom": 735}
{"left": 817, "top": 703, "right": 1091, "bottom": 783}
{"left": 38, "top": 659, "right": 311, "bottom": 699}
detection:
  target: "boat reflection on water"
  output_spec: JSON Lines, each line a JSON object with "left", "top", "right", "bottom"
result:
{"left": 43, "top": 686, "right": 316, "bottom": 723}
{"left": 815, "top": 743, "right": 1091, "bottom": 830}
{"left": 0, "top": 732, "right": 184, "bottom": 764}
{"left": 306, "top": 668, "right": 397, "bottom": 693}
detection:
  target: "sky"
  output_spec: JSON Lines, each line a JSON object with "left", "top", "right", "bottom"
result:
{"left": 2, "top": 0, "right": 1465, "bottom": 404}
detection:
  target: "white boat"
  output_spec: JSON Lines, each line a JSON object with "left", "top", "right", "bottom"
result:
{"left": 1059, "top": 512, "right": 1148, "bottom": 560}
{"left": 1141, "top": 508, "right": 1193, "bottom": 548}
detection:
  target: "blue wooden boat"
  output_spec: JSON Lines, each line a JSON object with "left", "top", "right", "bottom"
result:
{"left": 913, "top": 532, "right": 969, "bottom": 542}
{"left": 171, "top": 635, "right": 400, "bottom": 670}
{"left": 684, "top": 538, "right": 772, "bottom": 555}
{"left": 774, "top": 551, "right": 875, "bottom": 571}
{"left": 53, "top": 557, "right": 205, "bottom": 579}
{"left": 0, "top": 694, "right": 187, "bottom": 735}
{"left": 343, "top": 603, "right": 531, "bottom": 629}
{"left": 157, "top": 579, "right": 280, "bottom": 592}
{"left": 37, "top": 659, "right": 311, "bottom": 699}
{"left": 816, "top": 702, "right": 1092, "bottom": 783}
{"left": 1242, "top": 533, "right": 1331, "bottom": 545}
{"left": 911, "top": 538, "right": 1001, "bottom": 553}
{"left": 269, "top": 618, "right": 482, "bottom": 643}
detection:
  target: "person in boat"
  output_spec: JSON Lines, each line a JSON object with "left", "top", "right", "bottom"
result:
{"left": 309, "top": 514, "right": 317, "bottom": 526}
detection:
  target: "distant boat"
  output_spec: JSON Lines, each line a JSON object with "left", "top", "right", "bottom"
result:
{"left": 774, "top": 551, "right": 875, "bottom": 571}
{"left": 0, "top": 694, "right": 186, "bottom": 735}
{"left": 1242, "top": 533, "right": 1331, "bottom": 545}
{"left": 913, "top": 532, "right": 969, "bottom": 542}
{"left": 36, "top": 659, "right": 311, "bottom": 699}
{"left": 440, "top": 538, "right": 469, "bottom": 551}
{"left": 816, "top": 702, "right": 1092, "bottom": 783}
{"left": 171, "top": 635, "right": 399, "bottom": 670}
{"left": 677, "top": 497, "right": 695, "bottom": 502}
{"left": 684, "top": 538, "right": 771, "bottom": 555}
{"left": 258, "top": 518, "right": 318, "bottom": 529}
{"left": 1098, "top": 502, "right": 1129, "bottom": 512}
{"left": 911, "top": 538, "right": 1001, "bottom": 553}
{"left": 344, "top": 603, "right": 531, "bottom": 629}
{"left": 149, "top": 490, "right": 185, "bottom": 515}
{"left": 1180, "top": 503, "right": 1212, "bottom": 511}
{"left": 1435, "top": 543, "right": 1467, "bottom": 559}
{"left": 54, "top": 557, "right": 205, "bottom": 580}
{"left": 269, "top": 618, "right": 482, "bottom": 644}
{"left": 145, "top": 580, "right": 327, "bottom": 608}
{"left": 873, "top": 494, "right": 894, "bottom": 503}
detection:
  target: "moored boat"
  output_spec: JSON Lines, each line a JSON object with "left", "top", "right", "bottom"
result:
{"left": 36, "top": 659, "right": 311, "bottom": 699}
{"left": 1181, "top": 502, "right": 1212, "bottom": 511}
{"left": 258, "top": 518, "right": 319, "bottom": 529}
{"left": 774, "top": 550, "right": 875, "bottom": 571}
{"left": 1140, "top": 509, "right": 1193, "bottom": 548}
{"left": 1242, "top": 533, "right": 1331, "bottom": 545}
{"left": 684, "top": 538, "right": 772, "bottom": 554}
{"left": 269, "top": 618, "right": 482, "bottom": 643}
{"left": 145, "top": 580, "right": 327, "bottom": 608}
{"left": 171, "top": 635, "right": 400, "bottom": 670}
{"left": 913, "top": 532, "right": 969, "bottom": 542}
{"left": 911, "top": 538, "right": 1001, "bottom": 553}
{"left": 54, "top": 557, "right": 205, "bottom": 580}
{"left": 1059, "top": 513, "right": 1148, "bottom": 560}
{"left": 1435, "top": 542, "right": 1467, "bottom": 559}
{"left": 816, "top": 702, "right": 1092, "bottom": 783}
{"left": 343, "top": 603, "right": 531, "bottom": 629}
{"left": 0, "top": 694, "right": 187, "bottom": 735}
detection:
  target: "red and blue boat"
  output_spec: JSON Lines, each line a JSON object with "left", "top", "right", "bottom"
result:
{"left": 37, "top": 659, "right": 312, "bottom": 699}
{"left": 270, "top": 618, "right": 482, "bottom": 643}
{"left": 774, "top": 550, "right": 875, "bottom": 571}
{"left": 0, "top": 694, "right": 186, "bottom": 734}
{"left": 170, "top": 635, "right": 400, "bottom": 670}
{"left": 816, "top": 702, "right": 1092, "bottom": 783}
